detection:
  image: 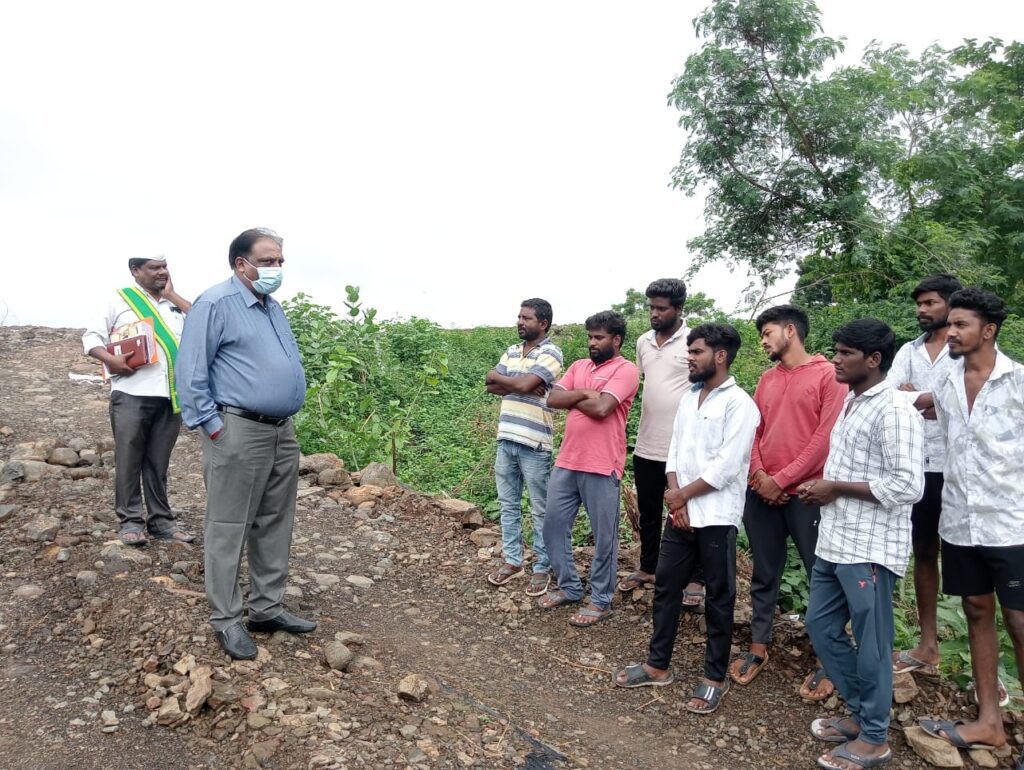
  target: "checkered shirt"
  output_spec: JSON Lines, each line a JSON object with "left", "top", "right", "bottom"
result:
{"left": 816, "top": 381, "right": 924, "bottom": 576}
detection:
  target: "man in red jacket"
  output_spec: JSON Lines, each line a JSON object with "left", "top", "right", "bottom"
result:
{"left": 728, "top": 305, "right": 847, "bottom": 701}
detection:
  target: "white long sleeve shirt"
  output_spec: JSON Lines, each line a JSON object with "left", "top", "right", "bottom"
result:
{"left": 886, "top": 333, "right": 956, "bottom": 472}
{"left": 665, "top": 376, "right": 761, "bottom": 528}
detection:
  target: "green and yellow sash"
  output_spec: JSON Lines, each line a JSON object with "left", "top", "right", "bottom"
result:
{"left": 118, "top": 286, "right": 181, "bottom": 413}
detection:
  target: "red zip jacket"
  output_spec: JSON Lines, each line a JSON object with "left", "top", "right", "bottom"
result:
{"left": 748, "top": 354, "right": 847, "bottom": 493}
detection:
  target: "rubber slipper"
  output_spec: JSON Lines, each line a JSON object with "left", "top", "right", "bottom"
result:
{"left": 613, "top": 663, "right": 674, "bottom": 688}
{"left": 966, "top": 676, "right": 1011, "bottom": 708}
{"left": 729, "top": 651, "right": 769, "bottom": 685}
{"left": 810, "top": 717, "right": 860, "bottom": 743}
{"left": 801, "top": 666, "right": 835, "bottom": 702}
{"left": 568, "top": 606, "right": 613, "bottom": 627}
{"left": 616, "top": 572, "right": 653, "bottom": 592}
{"left": 817, "top": 742, "right": 892, "bottom": 769}
{"left": 488, "top": 563, "right": 525, "bottom": 586}
{"left": 149, "top": 529, "right": 195, "bottom": 543}
{"left": 892, "top": 649, "right": 935, "bottom": 674}
{"left": 918, "top": 718, "right": 999, "bottom": 750}
{"left": 536, "top": 590, "right": 580, "bottom": 610}
{"left": 525, "top": 571, "right": 551, "bottom": 597}
{"left": 681, "top": 587, "right": 705, "bottom": 613}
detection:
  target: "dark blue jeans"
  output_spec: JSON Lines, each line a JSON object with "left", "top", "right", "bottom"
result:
{"left": 806, "top": 558, "right": 897, "bottom": 745}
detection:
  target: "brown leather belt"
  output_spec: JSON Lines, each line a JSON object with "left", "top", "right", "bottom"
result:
{"left": 217, "top": 405, "right": 289, "bottom": 427}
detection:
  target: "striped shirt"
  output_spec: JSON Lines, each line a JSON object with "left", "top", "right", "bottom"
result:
{"left": 495, "top": 338, "right": 563, "bottom": 451}
{"left": 816, "top": 381, "right": 924, "bottom": 576}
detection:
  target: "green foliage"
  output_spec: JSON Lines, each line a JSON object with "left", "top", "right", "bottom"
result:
{"left": 672, "top": 0, "right": 1024, "bottom": 312}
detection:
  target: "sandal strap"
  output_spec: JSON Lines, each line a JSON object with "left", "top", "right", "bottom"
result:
{"left": 738, "top": 652, "right": 766, "bottom": 674}
{"left": 692, "top": 682, "right": 723, "bottom": 705}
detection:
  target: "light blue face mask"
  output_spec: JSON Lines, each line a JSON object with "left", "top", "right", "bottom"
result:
{"left": 243, "top": 259, "right": 283, "bottom": 294}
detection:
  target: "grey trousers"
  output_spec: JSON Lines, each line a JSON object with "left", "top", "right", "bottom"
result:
{"left": 109, "top": 390, "right": 181, "bottom": 534}
{"left": 199, "top": 411, "right": 300, "bottom": 631}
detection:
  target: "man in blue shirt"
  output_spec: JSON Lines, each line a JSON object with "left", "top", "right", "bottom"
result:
{"left": 176, "top": 227, "right": 314, "bottom": 660}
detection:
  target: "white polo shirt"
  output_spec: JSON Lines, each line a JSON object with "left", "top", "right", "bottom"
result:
{"left": 634, "top": 325, "right": 690, "bottom": 462}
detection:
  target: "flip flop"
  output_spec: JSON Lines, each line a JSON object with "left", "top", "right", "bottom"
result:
{"left": 966, "top": 676, "right": 1011, "bottom": 708}
{"left": 613, "top": 663, "right": 675, "bottom": 688}
{"left": 149, "top": 529, "right": 195, "bottom": 543}
{"left": 817, "top": 742, "right": 892, "bottom": 769}
{"left": 810, "top": 717, "right": 860, "bottom": 743}
{"left": 730, "top": 651, "right": 769, "bottom": 685}
{"left": 801, "top": 666, "right": 835, "bottom": 702}
{"left": 681, "top": 586, "right": 705, "bottom": 613}
{"left": 918, "top": 718, "right": 999, "bottom": 750}
{"left": 536, "top": 590, "right": 581, "bottom": 610}
{"left": 616, "top": 572, "right": 653, "bottom": 592}
{"left": 892, "top": 649, "right": 935, "bottom": 673}
{"left": 568, "top": 606, "right": 614, "bottom": 627}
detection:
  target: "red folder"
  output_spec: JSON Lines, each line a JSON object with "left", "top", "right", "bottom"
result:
{"left": 105, "top": 335, "right": 150, "bottom": 370}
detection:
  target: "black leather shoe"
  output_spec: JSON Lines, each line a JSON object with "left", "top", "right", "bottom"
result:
{"left": 246, "top": 611, "right": 317, "bottom": 635}
{"left": 215, "top": 622, "right": 258, "bottom": 660}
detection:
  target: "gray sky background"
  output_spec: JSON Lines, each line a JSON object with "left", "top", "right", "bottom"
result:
{"left": 2, "top": 1, "right": 1019, "bottom": 329}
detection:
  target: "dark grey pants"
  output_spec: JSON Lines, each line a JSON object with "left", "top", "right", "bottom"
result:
{"left": 200, "top": 412, "right": 299, "bottom": 631}
{"left": 743, "top": 489, "right": 819, "bottom": 644}
{"left": 109, "top": 390, "right": 181, "bottom": 535}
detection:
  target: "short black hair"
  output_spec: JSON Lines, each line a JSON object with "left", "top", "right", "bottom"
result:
{"left": 644, "top": 278, "right": 687, "bottom": 309}
{"left": 228, "top": 228, "right": 283, "bottom": 269}
{"left": 585, "top": 310, "right": 627, "bottom": 344}
{"left": 912, "top": 273, "right": 963, "bottom": 302}
{"left": 755, "top": 304, "right": 810, "bottom": 341}
{"left": 949, "top": 287, "right": 1008, "bottom": 336}
{"left": 520, "top": 298, "right": 553, "bottom": 330}
{"left": 832, "top": 318, "right": 897, "bottom": 373}
{"left": 687, "top": 322, "right": 742, "bottom": 366}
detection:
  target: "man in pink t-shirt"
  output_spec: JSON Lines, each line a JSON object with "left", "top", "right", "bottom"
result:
{"left": 538, "top": 311, "right": 640, "bottom": 627}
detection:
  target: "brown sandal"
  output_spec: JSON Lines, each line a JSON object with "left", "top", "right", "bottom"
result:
{"left": 487, "top": 563, "right": 524, "bottom": 586}
{"left": 729, "top": 651, "right": 769, "bottom": 685}
{"left": 800, "top": 667, "right": 835, "bottom": 702}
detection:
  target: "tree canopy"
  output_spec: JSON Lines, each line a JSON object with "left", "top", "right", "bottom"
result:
{"left": 671, "top": 0, "right": 1024, "bottom": 311}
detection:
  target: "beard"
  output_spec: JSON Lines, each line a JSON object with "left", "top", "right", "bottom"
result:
{"left": 650, "top": 315, "right": 676, "bottom": 332}
{"left": 918, "top": 316, "right": 948, "bottom": 333}
{"left": 518, "top": 327, "right": 540, "bottom": 342}
{"left": 688, "top": 363, "right": 717, "bottom": 383}
{"left": 589, "top": 347, "right": 615, "bottom": 364}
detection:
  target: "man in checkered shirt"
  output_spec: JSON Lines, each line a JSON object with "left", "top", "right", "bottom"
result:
{"left": 797, "top": 318, "right": 924, "bottom": 770}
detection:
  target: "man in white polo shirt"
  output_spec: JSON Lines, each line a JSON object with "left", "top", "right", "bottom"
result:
{"left": 617, "top": 279, "right": 704, "bottom": 609}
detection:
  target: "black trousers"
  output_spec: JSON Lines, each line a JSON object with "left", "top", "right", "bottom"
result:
{"left": 109, "top": 390, "right": 181, "bottom": 534}
{"left": 648, "top": 519, "right": 736, "bottom": 681}
{"left": 633, "top": 454, "right": 703, "bottom": 584}
{"left": 743, "top": 489, "right": 819, "bottom": 645}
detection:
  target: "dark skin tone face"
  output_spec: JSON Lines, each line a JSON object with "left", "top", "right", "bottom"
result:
{"left": 915, "top": 291, "right": 950, "bottom": 332}
{"left": 517, "top": 307, "right": 547, "bottom": 343}
{"left": 130, "top": 259, "right": 170, "bottom": 295}
{"left": 831, "top": 342, "right": 882, "bottom": 394}
{"left": 588, "top": 328, "right": 621, "bottom": 363}
{"left": 946, "top": 307, "right": 994, "bottom": 359}
{"left": 648, "top": 297, "right": 681, "bottom": 332}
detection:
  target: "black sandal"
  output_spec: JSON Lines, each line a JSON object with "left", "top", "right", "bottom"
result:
{"left": 685, "top": 679, "right": 730, "bottom": 714}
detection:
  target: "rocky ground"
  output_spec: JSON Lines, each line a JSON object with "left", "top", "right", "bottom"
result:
{"left": 0, "top": 325, "right": 1021, "bottom": 770}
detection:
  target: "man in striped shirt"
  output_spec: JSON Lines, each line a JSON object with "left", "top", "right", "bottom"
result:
{"left": 798, "top": 318, "right": 924, "bottom": 770}
{"left": 485, "top": 299, "right": 564, "bottom": 596}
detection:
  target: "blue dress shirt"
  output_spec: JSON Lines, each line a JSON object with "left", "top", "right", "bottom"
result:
{"left": 175, "top": 275, "right": 306, "bottom": 434}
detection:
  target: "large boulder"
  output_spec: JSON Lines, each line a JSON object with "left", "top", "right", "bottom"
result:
{"left": 317, "top": 468, "right": 352, "bottom": 488}
{"left": 299, "top": 453, "right": 344, "bottom": 475}
{"left": 24, "top": 514, "right": 60, "bottom": 542}
{"left": 2, "top": 460, "right": 63, "bottom": 483}
{"left": 436, "top": 497, "right": 484, "bottom": 529}
{"left": 358, "top": 462, "right": 399, "bottom": 488}
{"left": 46, "top": 447, "right": 81, "bottom": 467}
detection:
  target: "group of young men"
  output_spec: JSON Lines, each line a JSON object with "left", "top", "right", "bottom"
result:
{"left": 486, "top": 276, "right": 1024, "bottom": 770}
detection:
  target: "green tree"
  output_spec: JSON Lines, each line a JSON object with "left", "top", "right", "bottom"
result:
{"left": 672, "top": 0, "right": 1024, "bottom": 311}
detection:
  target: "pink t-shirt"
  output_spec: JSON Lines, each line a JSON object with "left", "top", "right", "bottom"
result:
{"left": 554, "top": 356, "right": 640, "bottom": 477}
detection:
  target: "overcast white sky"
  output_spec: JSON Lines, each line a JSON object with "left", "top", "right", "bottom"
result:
{"left": 2, "top": 1, "right": 1019, "bottom": 329}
